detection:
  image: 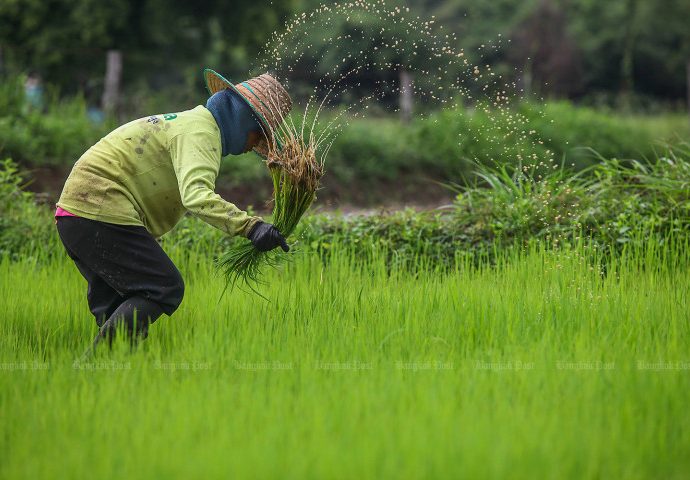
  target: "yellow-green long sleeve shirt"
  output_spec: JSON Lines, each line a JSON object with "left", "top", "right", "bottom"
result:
{"left": 57, "top": 105, "right": 261, "bottom": 238}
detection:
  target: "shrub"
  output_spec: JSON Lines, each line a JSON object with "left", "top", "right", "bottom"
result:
{"left": 4, "top": 73, "right": 687, "bottom": 198}
{"left": 320, "top": 101, "right": 689, "bottom": 187}
{"left": 0, "top": 159, "right": 57, "bottom": 259}
{"left": 3, "top": 143, "right": 688, "bottom": 268}
{"left": 520, "top": 102, "right": 689, "bottom": 168}
{"left": 300, "top": 143, "right": 690, "bottom": 264}
{"left": 0, "top": 76, "right": 110, "bottom": 167}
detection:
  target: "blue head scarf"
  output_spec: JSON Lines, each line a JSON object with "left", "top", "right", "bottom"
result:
{"left": 205, "top": 88, "right": 262, "bottom": 156}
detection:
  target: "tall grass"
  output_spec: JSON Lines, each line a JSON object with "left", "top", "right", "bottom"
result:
{"left": 1, "top": 239, "right": 689, "bottom": 479}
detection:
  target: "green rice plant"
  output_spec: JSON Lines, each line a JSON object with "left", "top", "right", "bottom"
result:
{"left": 2, "top": 237, "right": 690, "bottom": 479}
{"left": 217, "top": 116, "right": 327, "bottom": 294}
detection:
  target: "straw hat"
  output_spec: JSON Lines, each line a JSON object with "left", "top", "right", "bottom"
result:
{"left": 203, "top": 68, "right": 292, "bottom": 157}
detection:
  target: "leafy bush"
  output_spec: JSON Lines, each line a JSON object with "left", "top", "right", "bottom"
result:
{"left": 3, "top": 73, "right": 687, "bottom": 198}
{"left": 300, "top": 143, "right": 690, "bottom": 264}
{"left": 520, "top": 102, "right": 689, "bottom": 167}
{"left": 0, "top": 76, "right": 110, "bottom": 166}
{"left": 321, "top": 101, "right": 689, "bottom": 188}
{"left": 2, "top": 145, "right": 688, "bottom": 268}
{"left": 0, "top": 159, "right": 57, "bottom": 259}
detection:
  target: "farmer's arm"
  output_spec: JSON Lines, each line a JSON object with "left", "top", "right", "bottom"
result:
{"left": 170, "top": 131, "right": 261, "bottom": 237}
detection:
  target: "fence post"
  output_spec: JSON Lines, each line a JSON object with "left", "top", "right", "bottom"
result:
{"left": 399, "top": 68, "right": 413, "bottom": 124}
{"left": 687, "top": 59, "right": 690, "bottom": 125}
{"left": 102, "top": 50, "right": 122, "bottom": 116}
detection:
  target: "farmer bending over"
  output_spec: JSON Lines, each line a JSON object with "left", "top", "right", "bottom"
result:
{"left": 56, "top": 69, "right": 292, "bottom": 347}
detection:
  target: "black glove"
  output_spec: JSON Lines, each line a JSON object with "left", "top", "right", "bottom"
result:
{"left": 247, "top": 221, "right": 290, "bottom": 252}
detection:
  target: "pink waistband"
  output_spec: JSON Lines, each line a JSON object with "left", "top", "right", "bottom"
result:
{"left": 55, "top": 206, "right": 78, "bottom": 217}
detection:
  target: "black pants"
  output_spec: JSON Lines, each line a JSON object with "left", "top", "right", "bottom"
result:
{"left": 56, "top": 216, "right": 184, "bottom": 340}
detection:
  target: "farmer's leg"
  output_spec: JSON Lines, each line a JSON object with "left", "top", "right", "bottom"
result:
{"left": 96, "top": 296, "right": 165, "bottom": 344}
{"left": 75, "top": 260, "right": 127, "bottom": 327}
{"left": 55, "top": 216, "right": 185, "bottom": 342}
{"left": 57, "top": 220, "right": 126, "bottom": 326}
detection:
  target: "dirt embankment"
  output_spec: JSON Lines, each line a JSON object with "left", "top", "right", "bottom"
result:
{"left": 26, "top": 165, "right": 454, "bottom": 214}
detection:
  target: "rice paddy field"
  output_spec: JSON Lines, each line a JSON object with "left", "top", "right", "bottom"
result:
{"left": 1, "top": 239, "right": 689, "bottom": 479}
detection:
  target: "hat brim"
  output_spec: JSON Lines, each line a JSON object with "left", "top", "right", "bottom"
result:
{"left": 203, "top": 68, "right": 277, "bottom": 158}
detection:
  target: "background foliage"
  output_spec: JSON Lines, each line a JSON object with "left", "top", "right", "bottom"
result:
{"left": 1, "top": 0, "right": 688, "bottom": 113}
{"left": 4, "top": 144, "right": 688, "bottom": 266}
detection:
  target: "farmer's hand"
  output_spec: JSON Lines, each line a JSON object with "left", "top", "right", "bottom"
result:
{"left": 247, "top": 221, "right": 290, "bottom": 252}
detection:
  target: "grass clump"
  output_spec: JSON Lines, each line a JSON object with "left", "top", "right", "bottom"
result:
{"left": 300, "top": 143, "right": 690, "bottom": 267}
{"left": 0, "top": 158, "right": 58, "bottom": 260}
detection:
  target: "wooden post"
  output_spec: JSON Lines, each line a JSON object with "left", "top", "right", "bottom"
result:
{"left": 399, "top": 68, "right": 413, "bottom": 124}
{"left": 687, "top": 59, "right": 690, "bottom": 125}
{"left": 523, "top": 60, "right": 533, "bottom": 100}
{"left": 102, "top": 50, "right": 122, "bottom": 115}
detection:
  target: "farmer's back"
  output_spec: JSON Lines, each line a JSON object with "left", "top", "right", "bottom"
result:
{"left": 57, "top": 105, "right": 253, "bottom": 238}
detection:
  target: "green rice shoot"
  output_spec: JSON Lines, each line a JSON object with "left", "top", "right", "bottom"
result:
{"left": 217, "top": 111, "right": 328, "bottom": 295}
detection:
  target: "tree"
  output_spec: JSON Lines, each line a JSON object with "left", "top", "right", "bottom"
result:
{"left": 631, "top": 0, "right": 690, "bottom": 111}
{"left": 0, "top": 0, "right": 296, "bottom": 109}
{"left": 508, "top": 0, "right": 583, "bottom": 99}
{"left": 278, "top": 0, "right": 492, "bottom": 115}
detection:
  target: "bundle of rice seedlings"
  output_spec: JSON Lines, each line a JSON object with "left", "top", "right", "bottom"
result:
{"left": 217, "top": 118, "right": 326, "bottom": 294}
